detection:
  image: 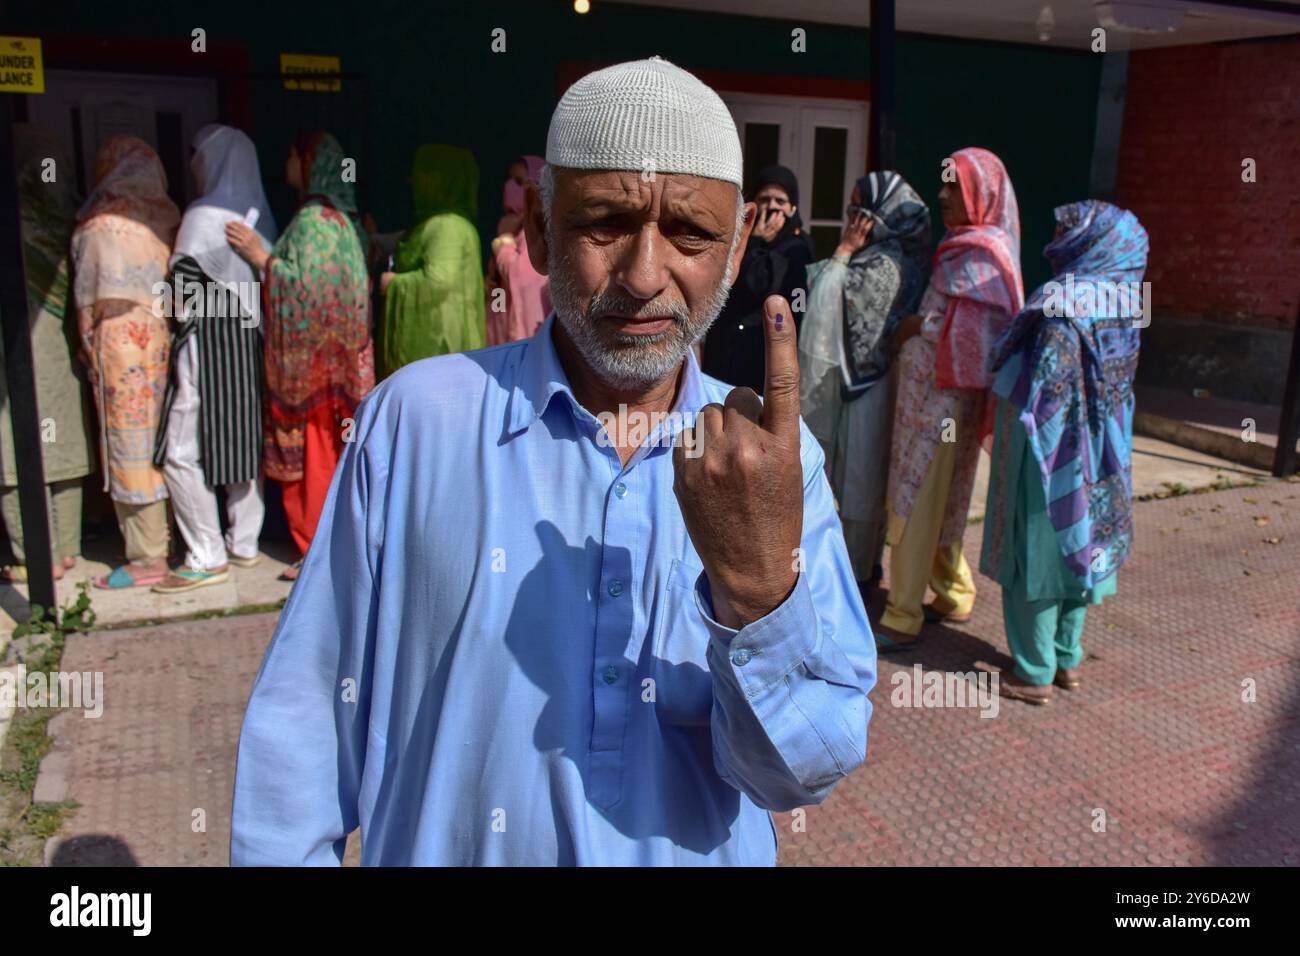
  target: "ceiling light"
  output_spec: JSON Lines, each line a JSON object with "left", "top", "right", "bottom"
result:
{"left": 1037, "top": 5, "right": 1056, "bottom": 42}
{"left": 1095, "top": 1, "right": 1184, "bottom": 33}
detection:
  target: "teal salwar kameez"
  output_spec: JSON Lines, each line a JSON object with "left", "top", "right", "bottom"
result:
{"left": 980, "top": 201, "right": 1148, "bottom": 690}
{"left": 981, "top": 399, "right": 1116, "bottom": 686}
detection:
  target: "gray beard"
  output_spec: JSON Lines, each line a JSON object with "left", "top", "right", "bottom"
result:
{"left": 546, "top": 234, "right": 734, "bottom": 390}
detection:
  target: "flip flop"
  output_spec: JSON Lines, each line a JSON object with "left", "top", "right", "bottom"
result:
{"left": 998, "top": 671, "right": 1054, "bottom": 706}
{"left": 94, "top": 564, "right": 168, "bottom": 589}
{"left": 923, "top": 602, "right": 972, "bottom": 624}
{"left": 228, "top": 553, "right": 262, "bottom": 569}
{"left": 151, "top": 566, "right": 230, "bottom": 594}
{"left": 278, "top": 558, "right": 304, "bottom": 582}
{"left": 874, "top": 624, "right": 920, "bottom": 654}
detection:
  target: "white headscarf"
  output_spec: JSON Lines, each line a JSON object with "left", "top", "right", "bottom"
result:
{"left": 172, "top": 124, "right": 277, "bottom": 322}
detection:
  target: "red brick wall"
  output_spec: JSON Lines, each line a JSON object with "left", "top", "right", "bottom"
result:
{"left": 1115, "top": 39, "right": 1300, "bottom": 330}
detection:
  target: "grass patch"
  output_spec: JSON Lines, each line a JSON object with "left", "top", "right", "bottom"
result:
{"left": 91, "top": 597, "right": 287, "bottom": 634}
{"left": 1135, "top": 474, "right": 1263, "bottom": 503}
{"left": 0, "top": 582, "right": 96, "bottom": 866}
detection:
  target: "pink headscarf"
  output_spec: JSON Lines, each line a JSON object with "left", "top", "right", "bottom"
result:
{"left": 488, "top": 154, "right": 550, "bottom": 346}
{"left": 501, "top": 154, "right": 545, "bottom": 219}
{"left": 931, "top": 147, "right": 1024, "bottom": 392}
{"left": 76, "top": 135, "right": 181, "bottom": 244}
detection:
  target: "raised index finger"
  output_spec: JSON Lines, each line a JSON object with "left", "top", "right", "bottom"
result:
{"left": 761, "top": 293, "right": 800, "bottom": 436}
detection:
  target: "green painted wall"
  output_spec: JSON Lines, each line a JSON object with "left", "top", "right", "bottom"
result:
{"left": 10, "top": 0, "right": 1100, "bottom": 289}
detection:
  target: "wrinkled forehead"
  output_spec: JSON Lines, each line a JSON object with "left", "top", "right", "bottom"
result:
{"left": 554, "top": 167, "right": 740, "bottom": 224}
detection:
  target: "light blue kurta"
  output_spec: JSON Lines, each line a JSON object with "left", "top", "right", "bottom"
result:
{"left": 231, "top": 316, "right": 876, "bottom": 866}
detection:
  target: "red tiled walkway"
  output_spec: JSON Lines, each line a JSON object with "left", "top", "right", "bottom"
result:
{"left": 40, "top": 482, "right": 1300, "bottom": 866}
{"left": 776, "top": 481, "right": 1300, "bottom": 866}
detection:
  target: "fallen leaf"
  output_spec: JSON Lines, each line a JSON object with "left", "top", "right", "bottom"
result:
{"left": 1264, "top": 537, "right": 1282, "bottom": 545}
{"left": 1243, "top": 496, "right": 1258, "bottom": 504}
{"left": 1254, "top": 516, "right": 1270, "bottom": 527}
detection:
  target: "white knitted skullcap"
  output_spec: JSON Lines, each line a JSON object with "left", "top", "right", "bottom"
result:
{"left": 546, "top": 57, "right": 742, "bottom": 188}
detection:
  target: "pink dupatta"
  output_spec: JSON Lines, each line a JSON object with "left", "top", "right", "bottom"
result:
{"left": 488, "top": 155, "right": 551, "bottom": 345}
{"left": 931, "top": 148, "right": 1024, "bottom": 394}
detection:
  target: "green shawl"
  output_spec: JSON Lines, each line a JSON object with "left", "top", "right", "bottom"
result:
{"left": 263, "top": 131, "right": 376, "bottom": 482}
{"left": 381, "top": 145, "right": 484, "bottom": 376}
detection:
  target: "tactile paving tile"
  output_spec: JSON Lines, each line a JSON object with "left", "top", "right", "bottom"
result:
{"left": 776, "top": 480, "right": 1300, "bottom": 866}
{"left": 42, "top": 613, "right": 277, "bottom": 867}
{"left": 33, "top": 480, "right": 1300, "bottom": 866}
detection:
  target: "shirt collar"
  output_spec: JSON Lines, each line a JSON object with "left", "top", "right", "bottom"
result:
{"left": 505, "top": 313, "right": 709, "bottom": 444}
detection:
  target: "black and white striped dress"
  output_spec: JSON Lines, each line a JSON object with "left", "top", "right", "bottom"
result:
{"left": 152, "top": 255, "right": 264, "bottom": 487}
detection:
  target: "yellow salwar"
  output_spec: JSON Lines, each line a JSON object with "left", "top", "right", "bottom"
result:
{"left": 112, "top": 498, "right": 170, "bottom": 562}
{"left": 881, "top": 410, "right": 977, "bottom": 636}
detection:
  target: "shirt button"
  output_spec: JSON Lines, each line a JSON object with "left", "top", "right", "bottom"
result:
{"left": 731, "top": 648, "right": 753, "bottom": 667}
{"left": 607, "top": 579, "right": 624, "bottom": 597}
{"left": 614, "top": 482, "right": 628, "bottom": 499}
{"left": 603, "top": 665, "right": 619, "bottom": 685}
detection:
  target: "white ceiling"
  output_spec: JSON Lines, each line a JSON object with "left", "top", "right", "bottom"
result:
{"left": 600, "top": 0, "right": 1300, "bottom": 50}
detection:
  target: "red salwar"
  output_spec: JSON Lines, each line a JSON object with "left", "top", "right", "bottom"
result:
{"left": 279, "top": 399, "right": 348, "bottom": 555}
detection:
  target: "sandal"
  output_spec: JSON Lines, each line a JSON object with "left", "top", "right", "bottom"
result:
{"left": 94, "top": 562, "right": 168, "bottom": 589}
{"left": 1054, "top": 667, "right": 1081, "bottom": 691}
{"left": 278, "top": 558, "right": 304, "bottom": 582}
{"left": 923, "top": 602, "right": 972, "bottom": 624}
{"left": 151, "top": 565, "right": 230, "bottom": 594}
{"left": 228, "top": 552, "right": 262, "bottom": 569}
{"left": 998, "top": 670, "right": 1054, "bottom": 706}
{"left": 874, "top": 622, "right": 920, "bottom": 654}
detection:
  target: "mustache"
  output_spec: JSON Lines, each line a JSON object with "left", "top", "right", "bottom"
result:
{"left": 586, "top": 290, "right": 690, "bottom": 325}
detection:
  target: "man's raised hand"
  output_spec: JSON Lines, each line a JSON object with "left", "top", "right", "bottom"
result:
{"left": 673, "top": 294, "right": 804, "bottom": 629}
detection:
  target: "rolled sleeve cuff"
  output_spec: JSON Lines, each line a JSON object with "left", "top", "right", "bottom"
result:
{"left": 694, "top": 572, "right": 818, "bottom": 698}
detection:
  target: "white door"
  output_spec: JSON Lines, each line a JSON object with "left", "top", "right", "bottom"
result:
{"left": 720, "top": 92, "right": 869, "bottom": 260}
{"left": 26, "top": 69, "right": 219, "bottom": 206}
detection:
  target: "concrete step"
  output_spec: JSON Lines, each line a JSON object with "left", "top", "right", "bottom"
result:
{"left": 1134, "top": 386, "right": 1296, "bottom": 471}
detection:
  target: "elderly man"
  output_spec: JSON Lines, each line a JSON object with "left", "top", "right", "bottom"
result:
{"left": 231, "top": 57, "right": 875, "bottom": 866}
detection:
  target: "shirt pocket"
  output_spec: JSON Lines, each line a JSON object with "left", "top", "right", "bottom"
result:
{"left": 649, "top": 557, "right": 715, "bottom": 727}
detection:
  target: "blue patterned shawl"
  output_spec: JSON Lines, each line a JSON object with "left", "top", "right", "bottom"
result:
{"left": 986, "top": 201, "right": 1149, "bottom": 589}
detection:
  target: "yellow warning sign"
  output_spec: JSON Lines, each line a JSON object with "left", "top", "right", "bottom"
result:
{"left": 0, "top": 36, "right": 44, "bottom": 94}
{"left": 280, "top": 53, "right": 341, "bottom": 93}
